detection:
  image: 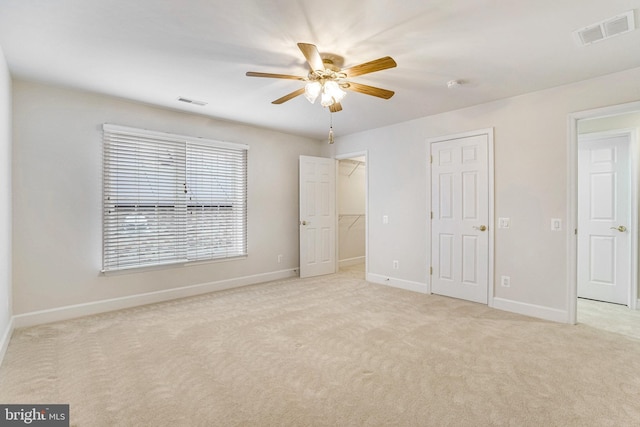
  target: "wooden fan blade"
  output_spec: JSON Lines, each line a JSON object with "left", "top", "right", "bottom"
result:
{"left": 345, "top": 82, "right": 394, "bottom": 99}
{"left": 272, "top": 87, "right": 305, "bottom": 104}
{"left": 297, "top": 42, "right": 325, "bottom": 71}
{"left": 329, "top": 102, "right": 343, "bottom": 113}
{"left": 246, "top": 71, "right": 304, "bottom": 80}
{"left": 343, "top": 56, "right": 397, "bottom": 77}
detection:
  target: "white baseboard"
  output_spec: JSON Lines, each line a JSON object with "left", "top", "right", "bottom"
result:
{"left": 492, "top": 297, "right": 569, "bottom": 323}
{"left": 339, "top": 257, "right": 365, "bottom": 268}
{"left": 0, "top": 316, "right": 14, "bottom": 368}
{"left": 13, "top": 268, "right": 298, "bottom": 328}
{"left": 367, "top": 273, "right": 428, "bottom": 294}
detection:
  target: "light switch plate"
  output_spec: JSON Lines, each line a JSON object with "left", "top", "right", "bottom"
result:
{"left": 551, "top": 218, "right": 562, "bottom": 231}
{"left": 498, "top": 217, "right": 510, "bottom": 229}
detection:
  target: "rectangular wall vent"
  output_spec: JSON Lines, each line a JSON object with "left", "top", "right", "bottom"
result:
{"left": 177, "top": 97, "right": 208, "bottom": 106}
{"left": 574, "top": 10, "right": 636, "bottom": 46}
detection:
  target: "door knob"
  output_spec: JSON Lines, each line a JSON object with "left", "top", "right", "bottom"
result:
{"left": 473, "top": 225, "right": 487, "bottom": 232}
{"left": 610, "top": 225, "right": 627, "bottom": 232}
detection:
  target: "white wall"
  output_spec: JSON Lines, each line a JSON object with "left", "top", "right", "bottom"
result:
{"left": 0, "top": 45, "right": 12, "bottom": 358}
{"left": 331, "top": 66, "right": 640, "bottom": 321}
{"left": 12, "top": 80, "right": 324, "bottom": 318}
{"left": 338, "top": 159, "right": 366, "bottom": 264}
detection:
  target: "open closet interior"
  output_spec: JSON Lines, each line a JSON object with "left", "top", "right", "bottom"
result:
{"left": 338, "top": 157, "right": 366, "bottom": 268}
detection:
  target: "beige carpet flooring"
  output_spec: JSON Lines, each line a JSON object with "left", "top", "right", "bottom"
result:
{"left": 1, "top": 267, "right": 640, "bottom": 426}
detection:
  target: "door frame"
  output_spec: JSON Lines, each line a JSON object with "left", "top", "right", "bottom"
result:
{"left": 427, "top": 128, "right": 495, "bottom": 306}
{"left": 567, "top": 101, "right": 640, "bottom": 324}
{"left": 335, "top": 150, "right": 368, "bottom": 278}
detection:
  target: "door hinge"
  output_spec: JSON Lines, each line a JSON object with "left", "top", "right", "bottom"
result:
{"left": 430, "top": 211, "right": 433, "bottom": 219}
{"left": 429, "top": 266, "right": 433, "bottom": 275}
{"left": 430, "top": 155, "right": 433, "bottom": 164}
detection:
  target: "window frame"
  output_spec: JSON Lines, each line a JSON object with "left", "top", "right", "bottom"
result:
{"left": 102, "top": 124, "right": 249, "bottom": 273}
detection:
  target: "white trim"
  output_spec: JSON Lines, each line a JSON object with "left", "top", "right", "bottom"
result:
{"left": 627, "top": 129, "right": 637, "bottom": 311}
{"left": 0, "top": 316, "right": 14, "bottom": 367}
{"left": 426, "top": 128, "right": 495, "bottom": 306}
{"left": 492, "top": 297, "right": 568, "bottom": 323}
{"left": 567, "top": 101, "right": 640, "bottom": 323}
{"left": 367, "top": 273, "right": 429, "bottom": 294}
{"left": 487, "top": 129, "right": 495, "bottom": 308}
{"left": 13, "top": 269, "right": 297, "bottom": 328}
{"left": 335, "top": 151, "right": 369, "bottom": 278}
{"left": 426, "top": 146, "right": 433, "bottom": 294}
{"left": 567, "top": 115, "right": 579, "bottom": 324}
{"left": 339, "top": 256, "right": 365, "bottom": 268}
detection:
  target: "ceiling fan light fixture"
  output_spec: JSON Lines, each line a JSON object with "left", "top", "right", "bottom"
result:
{"left": 304, "top": 81, "right": 322, "bottom": 103}
{"left": 306, "top": 79, "right": 347, "bottom": 107}
{"left": 324, "top": 80, "right": 346, "bottom": 103}
{"left": 320, "top": 90, "right": 334, "bottom": 107}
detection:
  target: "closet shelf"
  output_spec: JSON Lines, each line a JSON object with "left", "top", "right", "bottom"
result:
{"left": 339, "top": 214, "right": 365, "bottom": 229}
{"left": 347, "top": 161, "right": 363, "bottom": 177}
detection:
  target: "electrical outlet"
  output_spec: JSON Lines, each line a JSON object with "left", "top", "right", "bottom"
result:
{"left": 277, "top": 254, "right": 283, "bottom": 263}
{"left": 501, "top": 275, "right": 511, "bottom": 288}
{"left": 383, "top": 215, "right": 389, "bottom": 224}
{"left": 392, "top": 260, "right": 399, "bottom": 269}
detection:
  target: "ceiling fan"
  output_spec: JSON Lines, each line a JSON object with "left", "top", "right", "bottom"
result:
{"left": 246, "top": 43, "right": 397, "bottom": 113}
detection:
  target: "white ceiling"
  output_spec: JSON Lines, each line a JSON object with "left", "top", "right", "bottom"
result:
{"left": 1, "top": 0, "right": 640, "bottom": 140}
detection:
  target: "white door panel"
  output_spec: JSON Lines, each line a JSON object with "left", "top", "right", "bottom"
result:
{"left": 578, "top": 134, "right": 630, "bottom": 305}
{"left": 300, "top": 156, "right": 336, "bottom": 278}
{"left": 431, "top": 134, "right": 489, "bottom": 304}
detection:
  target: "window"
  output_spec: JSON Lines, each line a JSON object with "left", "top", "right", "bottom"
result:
{"left": 102, "top": 124, "right": 248, "bottom": 272}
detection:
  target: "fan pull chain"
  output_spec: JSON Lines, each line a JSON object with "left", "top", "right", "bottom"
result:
{"left": 328, "top": 112, "right": 335, "bottom": 144}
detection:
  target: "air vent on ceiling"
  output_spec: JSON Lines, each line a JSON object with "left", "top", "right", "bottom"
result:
{"left": 177, "top": 97, "right": 208, "bottom": 106}
{"left": 573, "top": 10, "right": 636, "bottom": 46}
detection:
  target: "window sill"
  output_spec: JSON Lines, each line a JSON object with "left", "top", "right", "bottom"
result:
{"left": 100, "top": 254, "right": 248, "bottom": 276}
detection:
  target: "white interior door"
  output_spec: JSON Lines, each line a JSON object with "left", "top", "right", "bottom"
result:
{"left": 431, "top": 134, "right": 489, "bottom": 304}
{"left": 299, "top": 155, "right": 336, "bottom": 278}
{"left": 577, "top": 134, "right": 630, "bottom": 305}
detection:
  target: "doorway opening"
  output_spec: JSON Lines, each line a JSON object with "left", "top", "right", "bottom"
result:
{"left": 336, "top": 152, "right": 367, "bottom": 280}
{"left": 569, "top": 102, "right": 640, "bottom": 331}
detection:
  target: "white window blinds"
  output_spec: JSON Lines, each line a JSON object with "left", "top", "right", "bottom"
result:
{"left": 102, "top": 124, "right": 248, "bottom": 272}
